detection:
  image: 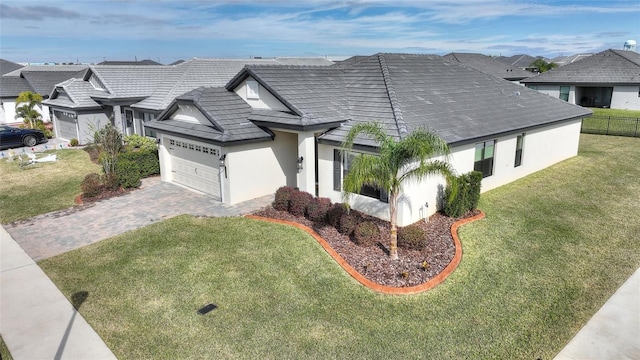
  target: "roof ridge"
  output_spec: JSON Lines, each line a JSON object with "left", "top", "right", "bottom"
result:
{"left": 60, "top": 79, "right": 80, "bottom": 105}
{"left": 377, "top": 53, "right": 409, "bottom": 139}
{"left": 609, "top": 49, "right": 640, "bottom": 67}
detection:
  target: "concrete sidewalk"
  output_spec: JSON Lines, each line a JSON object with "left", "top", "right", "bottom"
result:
{"left": 1, "top": 225, "right": 117, "bottom": 359}
{"left": 554, "top": 267, "right": 640, "bottom": 360}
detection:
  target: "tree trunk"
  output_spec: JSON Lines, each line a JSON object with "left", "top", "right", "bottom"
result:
{"left": 389, "top": 193, "right": 399, "bottom": 260}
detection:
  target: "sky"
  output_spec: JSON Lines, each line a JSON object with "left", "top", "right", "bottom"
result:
{"left": 1, "top": 0, "right": 639, "bottom": 64}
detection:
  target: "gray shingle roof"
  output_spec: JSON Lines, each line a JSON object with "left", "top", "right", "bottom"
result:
{"left": 21, "top": 70, "right": 88, "bottom": 97}
{"left": 2, "top": 64, "right": 87, "bottom": 77}
{"left": 551, "top": 53, "right": 593, "bottom": 67}
{"left": 0, "top": 59, "right": 24, "bottom": 76}
{"left": 1, "top": 64, "right": 87, "bottom": 98}
{"left": 146, "top": 87, "right": 272, "bottom": 144}
{"left": 522, "top": 49, "right": 640, "bottom": 85}
{"left": 495, "top": 54, "right": 546, "bottom": 68}
{"left": 97, "top": 59, "right": 163, "bottom": 66}
{"left": 443, "top": 53, "right": 533, "bottom": 80}
{"left": 0, "top": 76, "right": 33, "bottom": 97}
{"left": 43, "top": 78, "right": 103, "bottom": 109}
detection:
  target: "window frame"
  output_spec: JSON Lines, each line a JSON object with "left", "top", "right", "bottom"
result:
{"left": 514, "top": 134, "right": 524, "bottom": 168}
{"left": 474, "top": 140, "right": 495, "bottom": 178}
{"left": 559, "top": 86, "right": 570, "bottom": 101}
{"left": 333, "top": 149, "right": 388, "bottom": 202}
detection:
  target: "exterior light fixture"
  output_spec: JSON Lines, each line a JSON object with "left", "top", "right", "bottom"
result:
{"left": 296, "top": 156, "right": 304, "bottom": 171}
{"left": 219, "top": 154, "right": 227, "bottom": 178}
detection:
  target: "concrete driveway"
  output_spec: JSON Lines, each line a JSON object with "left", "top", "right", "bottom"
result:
{"left": 5, "top": 177, "right": 273, "bottom": 261}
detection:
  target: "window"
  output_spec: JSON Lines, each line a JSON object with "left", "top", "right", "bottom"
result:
{"left": 142, "top": 113, "right": 157, "bottom": 138}
{"left": 474, "top": 140, "right": 495, "bottom": 178}
{"left": 514, "top": 134, "right": 524, "bottom": 167}
{"left": 333, "top": 149, "right": 388, "bottom": 202}
{"left": 527, "top": 85, "right": 538, "bottom": 90}
{"left": 559, "top": 86, "right": 570, "bottom": 101}
{"left": 246, "top": 80, "right": 259, "bottom": 100}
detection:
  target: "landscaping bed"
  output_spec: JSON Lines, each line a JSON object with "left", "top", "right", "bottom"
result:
{"left": 254, "top": 206, "right": 478, "bottom": 287}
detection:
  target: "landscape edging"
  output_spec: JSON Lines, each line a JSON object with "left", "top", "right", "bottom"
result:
{"left": 245, "top": 210, "right": 486, "bottom": 295}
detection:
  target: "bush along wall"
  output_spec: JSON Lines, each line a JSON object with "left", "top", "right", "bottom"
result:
{"left": 443, "top": 171, "right": 482, "bottom": 218}
{"left": 118, "top": 149, "right": 160, "bottom": 178}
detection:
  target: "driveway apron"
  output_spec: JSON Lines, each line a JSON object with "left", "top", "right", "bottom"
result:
{"left": 5, "top": 177, "right": 274, "bottom": 261}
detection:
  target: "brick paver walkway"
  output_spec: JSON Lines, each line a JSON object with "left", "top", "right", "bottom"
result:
{"left": 5, "top": 177, "right": 273, "bottom": 261}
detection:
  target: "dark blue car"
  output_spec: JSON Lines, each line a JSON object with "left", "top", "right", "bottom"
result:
{"left": 0, "top": 125, "right": 48, "bottom": 149}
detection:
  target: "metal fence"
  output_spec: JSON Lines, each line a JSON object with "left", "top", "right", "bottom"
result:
{"left": 581, "top": 115, "right": 640, "bottom": 137}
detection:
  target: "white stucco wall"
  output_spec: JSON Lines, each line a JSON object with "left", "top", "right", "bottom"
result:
{"left": 318, "top": 119, "right": 583, "bottom": 226}
{"left": 533, "top": 84, "right": 576, "bottom": 104}
{"left": 610, "top": 85, "right": 640, "bottom": 110}
{"left": 233, "top": 76, "right": 289, "bottom": 111}
{"left": 224, "top": 130, "right": 298, "bottom": 204}
{"left": 77, "top": 113, "right": 110, "bottom": 144}
{"left": 0, "top": 100, "right": 51, "bottom": 125}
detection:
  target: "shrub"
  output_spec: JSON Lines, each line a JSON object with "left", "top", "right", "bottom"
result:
{"left": 327, "top": 203, "right": 346, "bottom": 229}
{"left": 353, "top": 221, "right": 380, "bottom": 246}
{"left": 70, "top": 138, "right": 79, "bottom": 147}
{"left": 118, "top": 149, "right": 159, "bottom": 177}
{"left": 288, "top": 190, "right": 313, "bottom": 217}
{"left": 124, "top": 134, "right": 157, "bottom": 152}
{"left": 398, "top": 225, "right": 427, "bottom": 250}
{"left": 339, "top": 211, "right": 360, "bottom": 235}
{"left": 306, "top": 197, "right": 331, "bottom": 223}
{"left": 83, "top": 144, "right": 102, "bottom": 164}
{"left": 273, "top": 186, "right": 295, "bottom": 211}
{"left": 103, "top": 172, "right": 119, "bottom": 191}
{"left": 443, "top": 171, "right": 482, "bottom": 218}
{"left": 114, "top": 158, "right": 141, "bottom": 189}
{"left": 81, "top": 173, "right": 103, "bottom": 198}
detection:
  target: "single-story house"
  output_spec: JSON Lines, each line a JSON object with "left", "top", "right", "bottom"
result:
{"left": 443, "top": 53, "right": 533, "bottom": 83}
{"left": 43, "top": 57, "right": 333, "bottom": 144}
{"left": 146, "top": 53, "right": 591, "bottom": 226}
{"left": 0, "top": 64, "right": 87, "bottom": 124}
{"left": 522, "top": 49, "right": 640, "bottom": 110}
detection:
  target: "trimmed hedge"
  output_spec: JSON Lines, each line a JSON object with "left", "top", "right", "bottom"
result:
{"left": 118, "top": 149, "right": 159, "bottom": 178}
{"left": 273, "top": 186, "right": 295, "bottom": 212}
{"left": 115, "top": 158, "right": 141, "bottom": 189}
{"left": 398, "top": 225, "right": 427, "bottom": 250}
{"left": 327, "top": 203, "right": 347, "bottom": 228}
{"left": 339, "top": 211, "right": 360, "bottom": 235}
{"left": 289, "top": 190, "right": 313, "bottom": 217}
{"left": 306, "top": 197, "right": 332, "bottom": 223}
{"left": 444, "top": 171, "right": 482, "bottom": 218}
{"left": 81, "top": 173, "right": 103, "bottom": 198}
{"left": 353, "top": 221, "right": 380, "bottom": 246}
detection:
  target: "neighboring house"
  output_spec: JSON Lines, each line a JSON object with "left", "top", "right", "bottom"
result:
{"left": 443, "top": 52, "right": 532, "bottom": 83}
{"left": 0, "top": 64, "right": 87, "bottom": 124}
{"left": 522, "top": 49, "right": 640, "bottom": 110}
{"left": 44, "top": 57, "right": 333, "bottom": 144}
{"left": 495, "top": 54, "right": 548, "bottom": 72}
{"left": 0, "top": 59, "right": 24, "bottom": 76}
{"left": 146, "top": 53, "right": 590, "bottom": 226}
{"left": 551, "top": 53, "right": 592, "bottom": 67}
{"left": 97, "top": 59, "right": 163, "bottom": 65}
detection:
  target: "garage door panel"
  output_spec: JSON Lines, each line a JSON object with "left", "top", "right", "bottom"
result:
{"left": 57, "top": 114, "right": 77, "bottom": 140}
{"left": 167, "top": 137, "right": 221, "bottom": 199}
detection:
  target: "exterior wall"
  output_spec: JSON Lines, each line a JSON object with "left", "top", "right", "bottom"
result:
{"left": 77, "top": 113, "right": 110, "bottom": 144}
{"left": 533, "top": 84, "right": 576, "bottom": 104}
{"left": 233, "top": 76, "right": 289, "bottom": 111}
{"left": 224, "top": 130, "right": 297, "bottom": 204}
{"left": 318, "top": 119, "right": 583, "bottom": 226}
{"left": 611, "top": 85, "right": 640, "bottom": 110}
{"left": 0, "top": 99, "right": 50, "bottom": 125}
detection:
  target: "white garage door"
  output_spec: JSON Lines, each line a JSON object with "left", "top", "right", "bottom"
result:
{"left": 167, "top": 137, "right": 221, "bottom": 200}
{"left": 56, "top": 113, "right": 77, "bottom": 140}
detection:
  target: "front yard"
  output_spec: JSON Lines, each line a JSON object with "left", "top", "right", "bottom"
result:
{"left": 0, "top": 149, "right": 100, "bottom": 224}
{"left": 38, "top": 134, "right": 640, "bottom": 358}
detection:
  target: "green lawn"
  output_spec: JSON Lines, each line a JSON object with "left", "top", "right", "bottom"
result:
{"left": 0, "top": 335, "right": 13, "bottom": 360}
{"left": 582, "top": 108, "right": 640, "bottom": 137}
{"left": 0, "top": 149, "right": 101, "bottom": 223}
{"left": 39, "top": 134, "right": 640, "bottom": 359}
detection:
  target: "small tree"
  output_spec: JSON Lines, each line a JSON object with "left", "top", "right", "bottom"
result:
{"left": 341, "top": 122, "right": 455, "bottom": 260}
{"left": 94, "top": 124, "right": 123, "bottom": 177}
{"left": 15, "top": 91, "right": 43, "bottom": 128}
{"left": 529, "top": 59, "right": 558, "bottom": 73}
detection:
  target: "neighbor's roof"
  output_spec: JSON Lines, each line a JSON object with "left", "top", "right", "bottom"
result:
{"left": 523, "top": 49, "right": 640, "bottom": 85}
{"left": 224, "top": 53, "right": 591, "bottom": 147}
{"left": 495, "top": 54, "right": 547, "bottom": 69}
{"left": 145, "top": 87, "right": 273, "bottom": 144}
{"left": 551, "top": 53, "right": 593, "bottom": 67}
{"left": 97, "top": 59, "right": 163, "bottom": 66}
{"left": 0, "top": 76, "right": 33, "bottom": 97}
{"left": 0, "top": 59, "right": 24, "bottom": 75}
{"left": 1, "top": 64, "right": 88, "bottom": 98}
{"left": 443, "top": 53, "right": 533, "bottom": 80}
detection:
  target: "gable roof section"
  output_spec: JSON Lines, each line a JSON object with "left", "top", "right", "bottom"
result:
{"left": 44, "top": 78, "right": 103, "bottom": 109}
{"left": 443, "top": 53, "right": 533, "bottom": 80}
{"left": 20, "top": 69, "right": 88, "bottom": 97}
{"left": 0, "top": 76, "right": 33, "bottom": 97}
{"left": 495, "top": 54, "right": 545, "bottom": 68}
{"left": 146, "top": 87, "right": 272, "bottom": 145}
{"left": 522, "top": 49, "right": 640, "bottom": 85}
{"left": 0, "top": 59, "right": 24, "bottom": 75}
{"left": 84, "top": 64, "right": 170, "bottom": 100}
{"left": 321, "top": 53, "right": 591, "bottom": 147}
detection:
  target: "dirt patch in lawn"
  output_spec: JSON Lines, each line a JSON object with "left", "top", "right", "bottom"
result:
{"left": 253, "top": 207, "right": 479, "bottom": 288}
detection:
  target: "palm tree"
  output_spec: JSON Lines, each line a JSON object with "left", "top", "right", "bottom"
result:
{"left": 15, "top": 91, "right": 43, "bottom": 128}
{"left": 341, "top": 122, "right": 455, "bottom": 260}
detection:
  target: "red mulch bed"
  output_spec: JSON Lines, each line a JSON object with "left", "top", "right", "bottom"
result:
{"left": 253, "top": 206, "right": 479, "bottom": 288}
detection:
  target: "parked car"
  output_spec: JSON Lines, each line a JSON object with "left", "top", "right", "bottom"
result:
{"left": 0, "top": 125, "right": 48, "bottom": 150}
